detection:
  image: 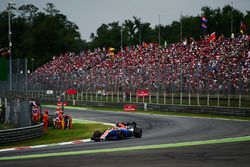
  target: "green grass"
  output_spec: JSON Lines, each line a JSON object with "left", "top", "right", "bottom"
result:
{"left": 0, "top": 123, "right": 13, "bottom": 130}
{"left": 141, "top": 110, "right": 250, "bottom": 121}
{"left": 97, "top": 108, "right": 250, "bottom": 121}
{"left": 44, "top": 105, "right": 250, "bottom": 121}
{"left": 0, "top": 123, "right": 111, "bottom": 149}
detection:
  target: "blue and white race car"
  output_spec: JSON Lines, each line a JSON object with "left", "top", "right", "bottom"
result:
{"left": 91, "top": 122, "right": 142, "bottom": 141}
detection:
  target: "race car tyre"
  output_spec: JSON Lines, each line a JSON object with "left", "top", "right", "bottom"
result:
{"left": 133, "top": 128, "right": 142, "bottom": 138}
{"left": 92, "top": 130, "right": 102, "bottom": 141}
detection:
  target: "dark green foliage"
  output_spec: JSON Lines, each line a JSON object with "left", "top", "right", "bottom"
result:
{"left": 89, "top": 5, "right": 248, "bottom": 50}
{"left": 0, "top": 58, "right": 8, "bottom": 81}
{"left": 0, "top": 3, "right": 86, "bottom": 69}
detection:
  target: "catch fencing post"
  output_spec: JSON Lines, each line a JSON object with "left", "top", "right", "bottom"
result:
{"left": 156, "top": 92, "right": 159, "bottom": 104}
{"left": 129, "top": 91, "right": 132, "bottom": 102}
{"left": 171, "top": 92, "right": 174, "bottom": 104}
{"left": 197, "top": 92, "right": 200, "bottom": 105}
{"left": 123, "top": 92, "right": 125, "bottom": 102}
{"left": 188, "top": 92, "right": 191, "bottom": 105}
{"left": 217, "top": 93, "right": 220, "bottom": 106}
{"left": 144, "top": 102, "right": 147, "bottom": 111}
{"left": 91, "top": 92, "right": 93, "bottom": 101}
{"left": 239, "top": 94, "right": 242, "bottom": 108}
{"left": 163, "top": 92, "right": 166, "bottom": 104}
{"left": 207, "top": 93, "right": 210, "bottom": 106}
{"left": 180, "top": 92, "right": 183, "bottom": 105}
{"left": 4, "top": 98, "right": 7, "bottom": 124}
{"left": 117, "top": 91, "right": 119, "bottom": 102}
{"left": 111, "top": 91, "right": 114, "bottom": 102}
{"left": 4, "top": 98, "right": 7, "bottom": 110}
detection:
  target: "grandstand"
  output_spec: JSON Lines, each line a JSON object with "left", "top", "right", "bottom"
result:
{"left": 28, "top": 34, "right": 249, "bottom": 95}
{"left": 0, "top": 34, "right": 249, "bottom": 108}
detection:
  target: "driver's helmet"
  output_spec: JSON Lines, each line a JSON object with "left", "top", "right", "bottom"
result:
{"left": 116, "top": 122, "right": 126, "bottom": 128}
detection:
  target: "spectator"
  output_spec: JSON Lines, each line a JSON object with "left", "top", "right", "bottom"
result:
{"left": 28, "top": 34, "right": 250, "bottom": 95}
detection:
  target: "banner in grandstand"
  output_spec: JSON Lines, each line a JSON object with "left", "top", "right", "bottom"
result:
{"left": 67, "top": 89, "right": 77, "bottom": 95}
{"left": 46, "top": 90, "right": 53, "bottom": 95}
{"left": 123, "top": 104, "right": 136, "bottom": 112}
{"left": 137, "top": 89, "right": 149, "bottom": 97}
{"left": 57, "top": 102, "right": 68, "bottom": 106}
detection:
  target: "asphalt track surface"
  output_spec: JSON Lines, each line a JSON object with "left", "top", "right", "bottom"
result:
{"left": 1, "top": 108, "right": 250, "bottom": 167}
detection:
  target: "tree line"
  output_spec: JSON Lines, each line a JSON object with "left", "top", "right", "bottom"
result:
{"left": 0, "top": 3, "right": 85, "bottom": 69}
{"left": 90, "top": 5, "right": 249, "bottom": 49}
{"left": 0, "top": 3, "right": 249, "bottom": 69}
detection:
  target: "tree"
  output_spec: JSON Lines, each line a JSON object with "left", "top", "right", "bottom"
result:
{"left": 43, "top": 3, "right": 60, "bottom": 16}
{"left": 123, "top": 18, "right": 137, "bottom": 45}
{"left": 18, "top": 4, "right": 38, "bottom": 22}
{"left": 201, "top": 5, "right": 244, "bottom": 37}
{"left": 0, "top": 3, "right": 84, "bottom": 69}
{"left": 244, "top": 11, "right": 250, "bottom": 34}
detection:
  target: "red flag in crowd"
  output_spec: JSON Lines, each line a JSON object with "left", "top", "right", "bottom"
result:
{"left": 208, "top": 32, "right": 216, "bottom": 42}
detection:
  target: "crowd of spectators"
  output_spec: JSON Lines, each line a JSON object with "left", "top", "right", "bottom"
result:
{"left": 29, "top": 34, "right": 250, "bottom": 94}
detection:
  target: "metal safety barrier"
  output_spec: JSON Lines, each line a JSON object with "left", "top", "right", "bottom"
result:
{"left": 0, "top": 123, "right": 44, "bottom": 144}
{"left": 42, "top": 99, "right": 250, "bottom": 117}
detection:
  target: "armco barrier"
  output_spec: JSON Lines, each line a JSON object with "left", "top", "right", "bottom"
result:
{"left": 42, "top": 99, "right": 250, "bottom": 117}
{"left": 0, "top": 123, "right": 44, "bottom": 144}
{"left": 146, "top": 104, "right": 250, "bottom": 117}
